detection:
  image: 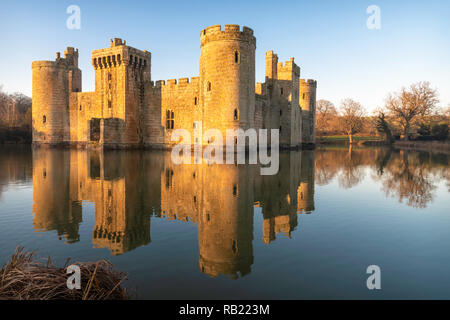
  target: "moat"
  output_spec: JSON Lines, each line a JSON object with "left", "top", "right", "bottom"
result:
{"left": 0, "top": 146, "right": 449, "bottom": 299}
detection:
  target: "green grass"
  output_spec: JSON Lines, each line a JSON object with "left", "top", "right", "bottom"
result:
{"left": 317, "top": 135, "right": 382, "bottom": 142}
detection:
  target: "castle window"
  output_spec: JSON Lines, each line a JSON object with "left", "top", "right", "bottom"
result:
{"left": 281, "top": 88, "right": 284, "bottom": 95}
{"left": 130, "top": 55, "right": 133, "bottom": 65}
{"left": 80, "top": 105, "right": 82, "bottom": 111}
{"left": 233, "top": 185, "right": 238, "bottom": 196}
{"left": 43, "top": 115, "right": 46, "bottom": 123}
{"left": 234, "top": 109, "right": 239, "bottom": 121}
{"left": 302, "top": 93, "right": 305, "bottom": 99}
{"left": 166, "top": 110, "right": 174, "bottom": 130}
{"left": 194, "top": 97, "right": 197, "bottom": 105}
{"left": 108, "top": 100, "right": 112, "bottom": 108}
{"left": 235, "top": 51, "right": 240, "bottom": 64}
{"left": 117, "top": 54, "right": 121, "bottom": 64}
{"left": 207, "top": 82, "right": 211, "bottom": 92}
{"left": 232, "top": 240, "right": 237, "bottom": 254}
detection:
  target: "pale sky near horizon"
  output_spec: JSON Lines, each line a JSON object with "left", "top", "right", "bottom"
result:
{"left": 0, "top": 0, "right": 448, "bottom": 113}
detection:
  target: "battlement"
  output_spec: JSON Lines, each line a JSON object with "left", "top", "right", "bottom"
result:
{"left": 92, "top": 39, "right": 151, "bottom": 69}
{"left": 277, "top": 58, "right": 300, "bottom": 74}
{"left": 200, "top": 24, "right": 256, "bottom": 47}
{"left": 155, "top": 77, "right": 200, "bottom": 88}
{"left": 110, "top": 38, "right": 126, "bottom": 47}
{"left": 32, "top": 46, "right": 79, "bottom": 69}
{"left": 300, "top": 79, "right": 317, "bottom": 87}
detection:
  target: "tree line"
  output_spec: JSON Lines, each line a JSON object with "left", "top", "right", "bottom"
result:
{"left": 0, "top": 86, "right": 32, "bottom": 143}
{"left": 316, "top": 81, "right": 449, "bottom": 143}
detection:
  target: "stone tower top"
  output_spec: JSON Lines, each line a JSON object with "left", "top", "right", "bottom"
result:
{"left": 200, "top": 24, "right": 256, "bottom": 47}
{"left": 63, "top": 47, "right": 79, "bottom": 67}
{"left": 300, "top": 79, "right": 317, "bottom": 87}
{"left": 32, "top": 46, "right": 79, "bottom": 69}
{"left": 110, "top": 38, "right": 126, "bottom": 47}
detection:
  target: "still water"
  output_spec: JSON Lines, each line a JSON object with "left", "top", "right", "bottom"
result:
{"left": 0, "top": 146, "right": 449, "bottom": 299}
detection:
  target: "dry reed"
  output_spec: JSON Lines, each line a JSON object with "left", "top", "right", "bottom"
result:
{"left": 0, "top": 247, "right": 128, "bottom": 300}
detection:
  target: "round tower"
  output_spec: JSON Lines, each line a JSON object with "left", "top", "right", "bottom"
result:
{"left": 199, "top": 25, "right": 256, "bottom": 141}
{"left": 32, "top": 58, "right": 70, "bottom": 145}
{"left": 299, "top": 79, "right": 317, "bottom": 145}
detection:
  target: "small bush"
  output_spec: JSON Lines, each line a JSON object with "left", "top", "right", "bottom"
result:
{"left": 431, "top": 124, "right": 449, "bottom": 141}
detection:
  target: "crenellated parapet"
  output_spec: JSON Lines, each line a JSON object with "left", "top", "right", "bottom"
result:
{"left": 155, "top": 76, "right": 200, "bottom": 88}
{"left": 300, "top": 78, "right": 317, "bottom": 88}
{"left": 92, "top": 38, "right": 151, "bottom": 72}
{"left": 200, "top": 24, "right": 256, "bottom": 47}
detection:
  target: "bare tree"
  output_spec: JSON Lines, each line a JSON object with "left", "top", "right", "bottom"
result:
{"left": 316, "top": 99, "right": 337, "bottom": 134}
{"left": 339, "top": 98, "right": 365, "bottom": 144}
{"left": 385, "top": 81, "right": 439, "bottom": 140}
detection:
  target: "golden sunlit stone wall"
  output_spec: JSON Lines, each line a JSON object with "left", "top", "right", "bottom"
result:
{"left": 92, "top": 39, "right": 151, "bottom": 147}
{"left": 199, "top": 25, "right": 256, "bottom": 140}
{"left": 32, "top": 48, "right": 81, "bottom": 145}
{"left": 300, "top": 79, "right": 317, "bottom": 145}
{"left": 154, "top": 77, "right": 201, "bottom": 147}
{"left": 256, "top": 50, "right": 303, "bottom": 148}
{"left": 32, "top": 27, "right": 316, "bottom": 149}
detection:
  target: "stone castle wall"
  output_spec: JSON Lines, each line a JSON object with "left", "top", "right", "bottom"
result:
{"left": 32, "top": 26, "right": 316, "bottom": 149}
{"left": 300, "top": 79, "right": 317, "bottom": 145}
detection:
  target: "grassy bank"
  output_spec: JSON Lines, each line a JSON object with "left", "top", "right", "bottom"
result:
{"left": 317, "top": 135, "right": 383, "bottom": 145}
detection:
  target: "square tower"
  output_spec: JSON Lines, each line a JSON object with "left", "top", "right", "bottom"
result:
{"left": 92, "top": 38, "right": 151, "bottom": 146}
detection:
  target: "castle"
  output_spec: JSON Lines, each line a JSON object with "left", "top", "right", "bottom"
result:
{"left": 32, "top": 25, "right": 317, "bottom": 149}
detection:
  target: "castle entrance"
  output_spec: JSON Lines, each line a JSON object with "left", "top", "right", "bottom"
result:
{"left": 90, "top": 118, "right": 101, "bottom": 142}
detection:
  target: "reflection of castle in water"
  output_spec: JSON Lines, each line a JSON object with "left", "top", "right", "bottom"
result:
{"left": 32, "top": 149, "right": 315, "bottom": 278}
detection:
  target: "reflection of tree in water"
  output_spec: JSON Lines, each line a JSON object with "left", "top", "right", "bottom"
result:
{"left": 0, "top": 146, "right": 33, "bottom": 200}
{"left": 314, "top": 150, "right": 339, "bottom": 185}
{"left": 376, "top": 150, "right": 449, "bottom": 208}
{"left": 315, "top": 146, "right": 449, "bottom": 209}
{"left": 315, "top": 147, "right": 377, "bottom": 188}
{"left": 337, "top": 146, "right": 366, "bottom": 189}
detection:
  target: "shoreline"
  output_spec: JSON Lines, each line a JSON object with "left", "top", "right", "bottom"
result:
{"left": 393, "top": 140, "right": 450, "bottom": 154}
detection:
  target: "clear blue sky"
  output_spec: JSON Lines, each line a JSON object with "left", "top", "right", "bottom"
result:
{"left": 0, "top": 0, "right": 449, "bottom": 112}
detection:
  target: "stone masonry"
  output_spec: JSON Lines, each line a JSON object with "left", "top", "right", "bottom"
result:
{"left": 32, "top": 25, "right": 317, "bottom": 149}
